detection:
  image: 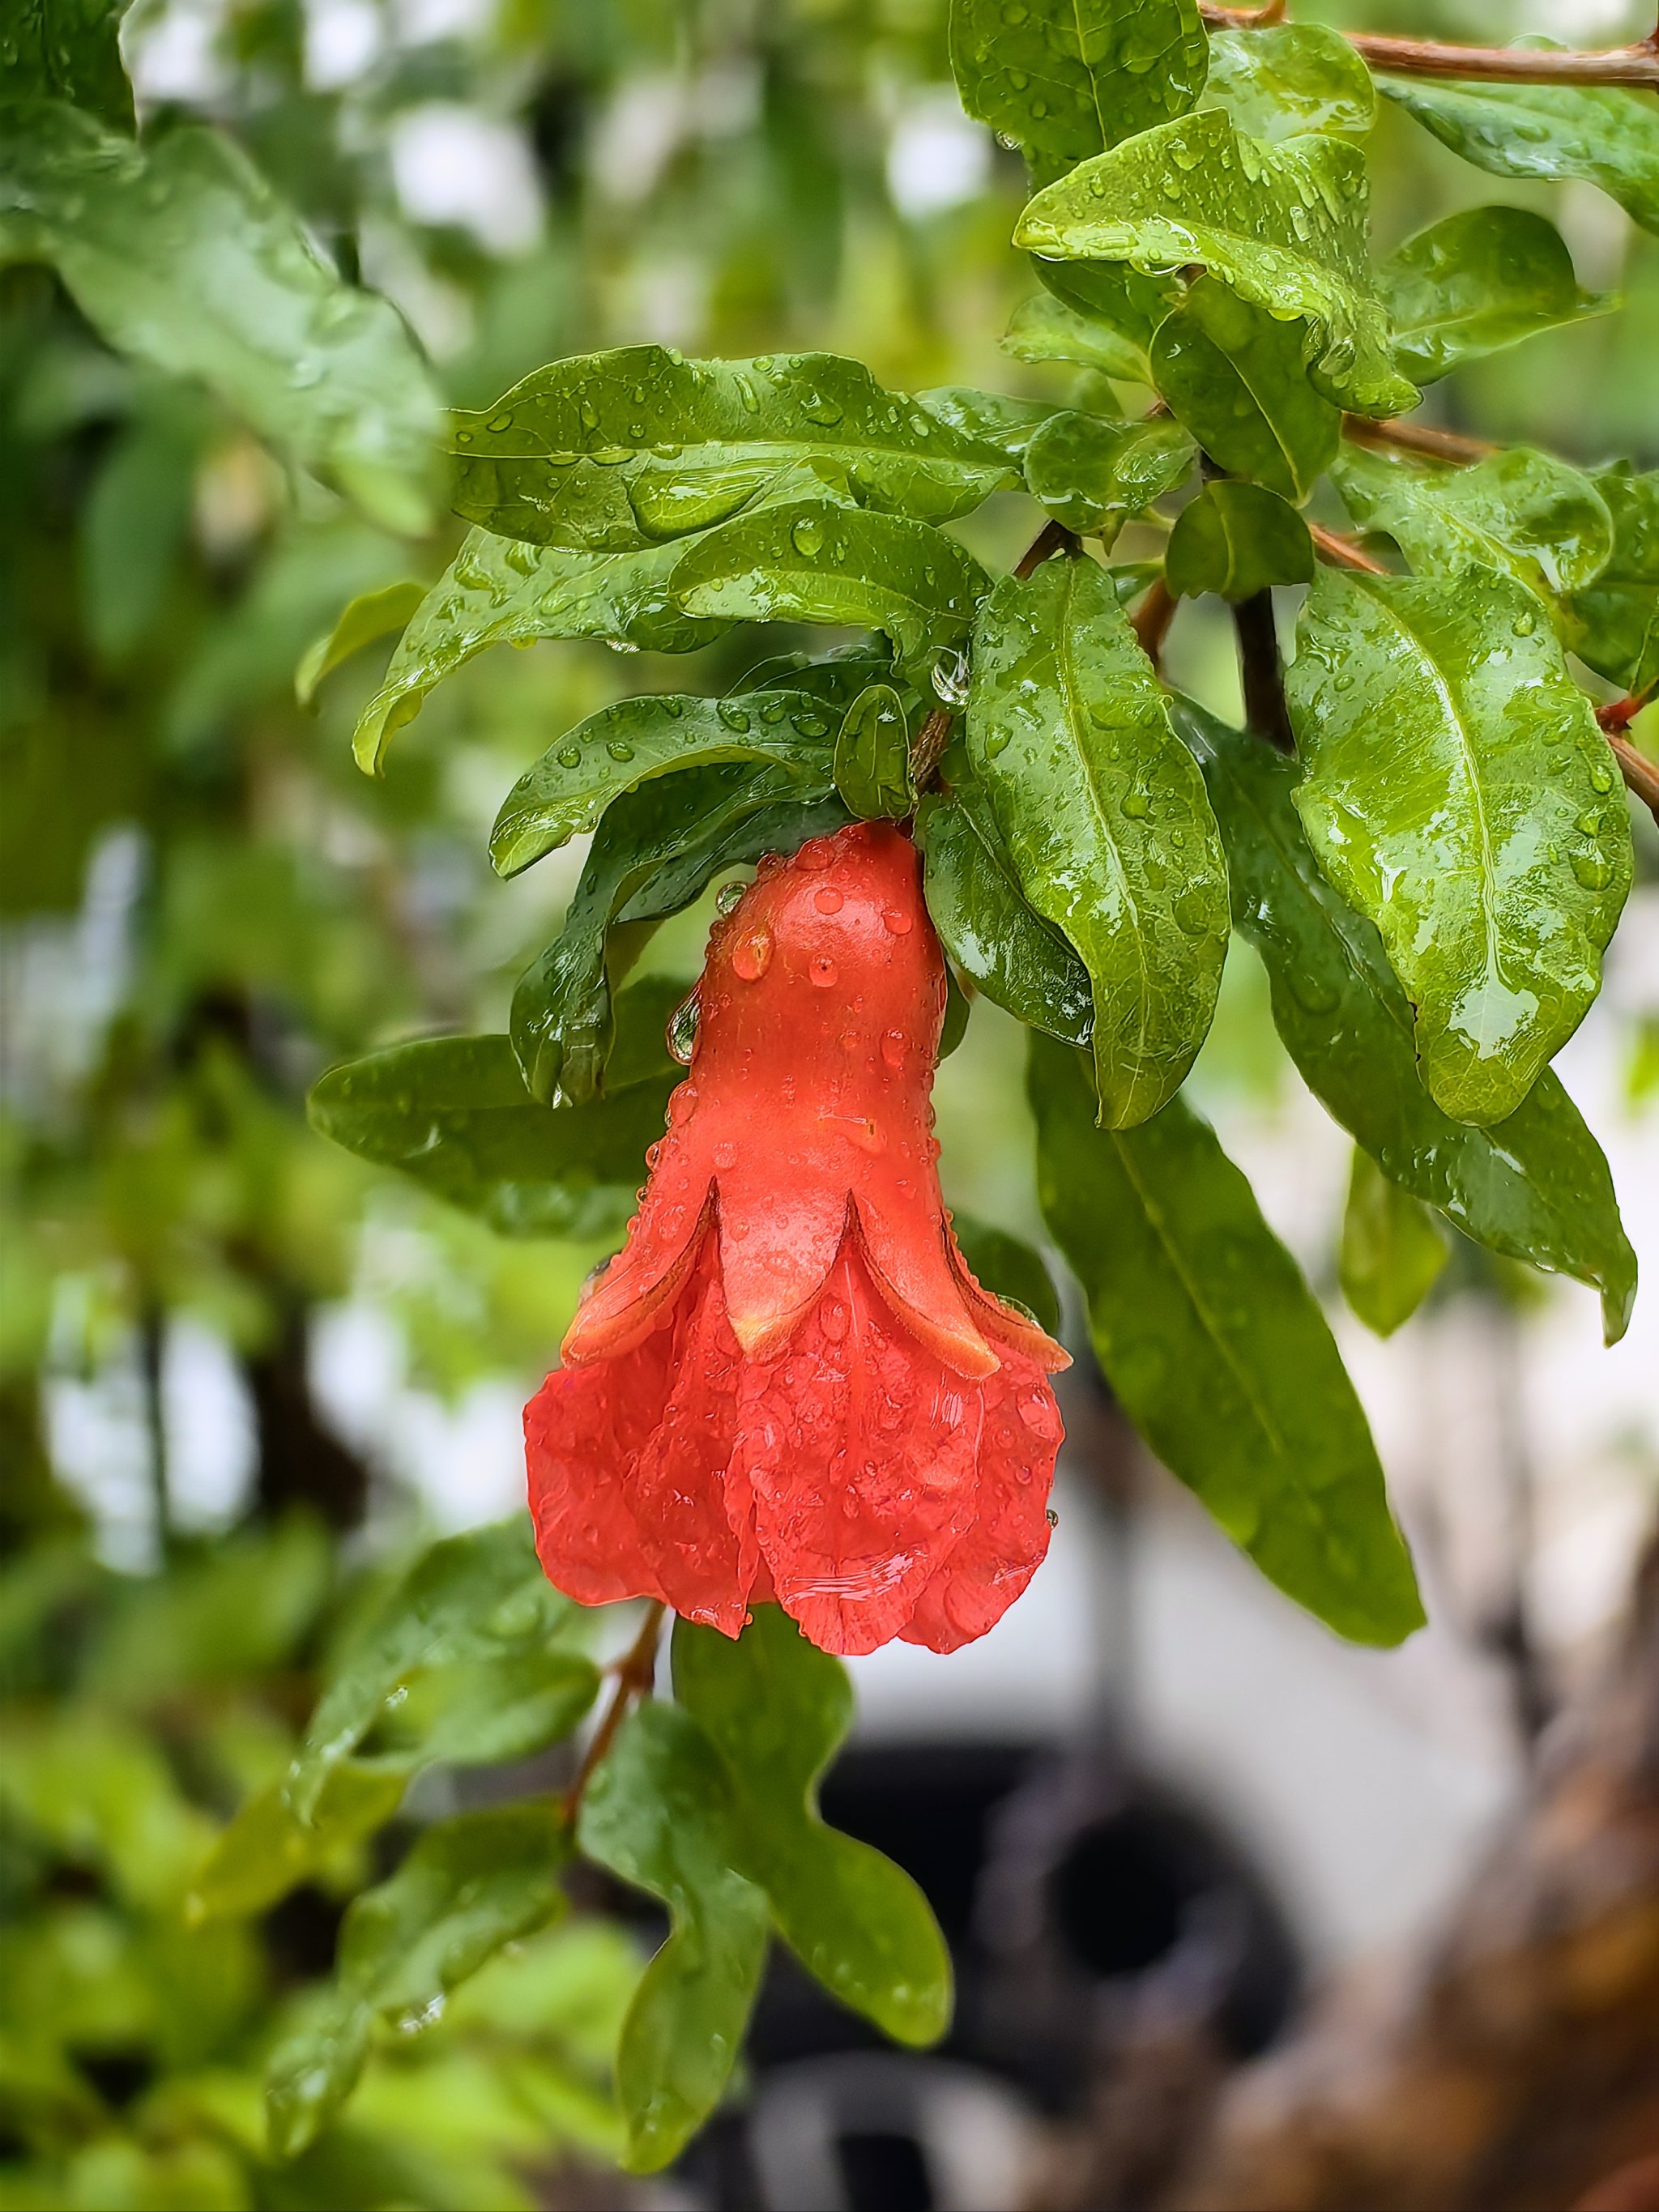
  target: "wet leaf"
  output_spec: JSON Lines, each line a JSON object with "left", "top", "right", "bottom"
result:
{"left": 672, "top": 501, "right": 987, "bottom": 665}
{"left": 948, "top": 0, "right": 1208, "bottom": 173}
{"left": 449, "top": 348, "right": 1012, "bottom": 548}
{"left": 1149, "top": 277, "right": 1341, "bottom": 503}
{"left": 916, "top": 757, "right": 1094, "bottom": 1050}
{"left": 511, "top": 764, "right": 847, "bottom": 1106}
{"left": 967, "top": 558, "right": 1228, "bottom": 1125}
{"left": 491, "top": 688, "right": 840, "bottom": 876}
{"left": 1569, "top": 465, "right": 1659, "bottom": 698}
{"left": 577, "top": 1702, "right": 769, "bottom": 2175}
{"left": 267, "top": 1803, "right": 569, "bottom": 2159}
{"left": 352, "top": 531, "right": 726, "bottom": 773}
{"left": 3, "top": 0, "right": 133, "bottom": 126}
{"left": 672, "top": 1609, "right": 951, "bottom": 2046}
{"left": 1201, "top": 23, "right": 1375, "bottom": 142}
{"left": 1340, "top": 1147, "right": 1448, "bottom": 1337}
{"left": 1017, "top": 109, "right": 1418, "bottom": 419}
{"left": 834, "top": 684, "right": 915, "bottom": 820}
{"left": 1377, "top": 207, "right": 1615, "bottom": 385}
{"left": 1286, "top": 565, "right": 1632, "bottom": 1124}
{"left": 1380, "top": 73, "right": 1659, "bottom": 237}
{"left": 949, "top": 1215, "right": 1064, "bottom": 1338}
{"left": 1002, "top": 292, "right": 1145, "bottom": 384}
{"left": 190, "top": 1760, "right": 410, "bottom": 1923}
{"left": 0, "top": 102, "right": 440, "bottom": 532}
{"left": 916, "top": 386, "right": 1069, "bottom": 466}
{"left": 1175, "top": 696, "right": 1637, "bottom": 1344}
{"left": 296, "top": 580, "right": 429, "bottom": 710}
{"left": 1030, "top": 258, "right": 1183, "bottom": 382}
{"left": 1023, "top": 411, "right": 1194, "bottom": 541}
{"left": 1330, "top": 442, "right": 1614, "bottom": 612}
{"left": 1030, "top": 1034, "right": 1424, "bottom": 1646}
{"left": 1166, "top": 480, "right": 1313, "bottom": 600}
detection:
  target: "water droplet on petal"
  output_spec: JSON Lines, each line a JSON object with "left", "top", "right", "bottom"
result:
{"left": 732, "top": 927, "right": 773, "bottom": 981}
{"left": 881, "top": 1029, "right": 906, "bottom": 1071}
{"left": 809, "top": 954, "right": 838, "bottom": 988}
{"left": 712, "top": 1140, "right": 737, "bottom": 1170}
{"left": 667, "top": 997, "right": 700, "bottom": 1067}
{"left": 814, "top": 886, "right": 843, "bottom": 914}
{"left": 883, "top": 907, "right": 912, "bottom": 935}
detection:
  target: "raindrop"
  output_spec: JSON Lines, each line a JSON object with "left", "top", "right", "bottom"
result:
{"left": 606, "top": 737, "right": 635, "bottom": 761}
{"left": 791, "top": 515, "right": 825, "bottom": 557}
{"left": 881, "top": 1029, "right": 906, "bottom": 1071}
{"left": 486, "top": 411, "right": 514, "bottom": 433}
{"left": 557, "top": 743, "right": 581, "bottom": 768}
{"left": 932, "top": 649, "right": 970, "bottom": 705}
{"left": 713, "top": 1140, "right": 738, "bottom": 1170}
{"left": 716, "top": 880, "right": 748, "bottom": 915}
{"left": 732, "top": 928, "right": 774, "bottom": 981}
{"left": 809, "top": 954, "right": 838, "bottom": 988}
{"left": 667, "top": 998, "right": 700, "bottom": 1067}
{"left": 814, "top": 886, "right": 844, "bottom": 914}
{"left": 883, "top": 907, "right": 912, "bottom": 936}
{"left": 717, "top": 701, "right": 752, "bottom": 732}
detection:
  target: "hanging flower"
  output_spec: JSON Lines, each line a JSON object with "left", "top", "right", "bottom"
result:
{"left": 525, "top": 820, "right": 1068, "bottom": 1658}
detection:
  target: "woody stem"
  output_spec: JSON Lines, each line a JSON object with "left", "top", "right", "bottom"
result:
{"left": 1233, "top": 590, "right": 1295, "bottom": 753}
{"left": 1198, "top": 3, "right": 1659, "bottom": 86}
{"left": 562, "top": 1599, "right": 666, "bottom": 1823}
{"left": 1343, "top": 416, "right": 1499, "bottom": 465}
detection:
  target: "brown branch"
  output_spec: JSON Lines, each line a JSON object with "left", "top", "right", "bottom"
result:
{"left": 1232, "top": 590, "right": 1295, "bottom": 753}
{"left": 1014, "top": 518, "right": 1081, "bottom": 581}
{"left": 1199, "top": 2, "right": 1286, "bottom": 23}
{"left": 1132, "top": 576, "right": 1177, "bottom": 672}
{"left": 1607, "top": 731, "right": 1659, "bottom": 826}
{"left": 562, "top": 1599, "right": 665, "bottom": 1824}
{"left": 1198, "top": 3, "right": 1659, "bottom": 86}
{"left": 911, "top": 705, "right": 953, "bottom": 795}
{"left": 1309, "top": 520, "right": 1390, "bottom": 576}
{"left": 1343, "top": 415, "right": 1499, "bottom": 465}
{"left": 1597, "top": 695, "right": 1647, "bottom": 735}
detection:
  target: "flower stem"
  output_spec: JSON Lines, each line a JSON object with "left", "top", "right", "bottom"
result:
{"left": 562, "top": 1599, "right": 666, "bottom": 1825}
{"left": 1198, "top": 3, "right": 1659, "bottom": 86}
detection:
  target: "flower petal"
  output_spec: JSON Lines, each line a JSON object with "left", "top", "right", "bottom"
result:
{"left": 949, "top": 1237, "right": 1071, "bottom": 1374}
{"left": 560, "top": 1181, "right": 714, "bottom": 1364}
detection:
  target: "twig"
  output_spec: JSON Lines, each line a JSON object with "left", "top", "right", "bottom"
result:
{"left": 1013, "top": 518, "right": 1081, "bottom": 581}
{"left": 1132, "top": 576, "right": 1177, "bottom": 672}
{"left": 1198, "top": 3, "right": 1659, "bottom": 87}
{"left": 1232, "top": 590, "right": 1295, "bottom": 753}
{"left": 1343, "top": 416, "right": 1498, "bottom": 465}
{"left": 911, "top": 705, "right": 953, "bottom": 794}
{"left": 1597, "top": 695, "right": 1646, "bottom": 735}
{"left": 562, "top": 1599, "right": 665, "bottom": 1824}
{"left": 1606, "top": 731, "right": 1659, "bottom": 826}
{"left": 1309, "top": 521, "right": 1390, "bottom": 576}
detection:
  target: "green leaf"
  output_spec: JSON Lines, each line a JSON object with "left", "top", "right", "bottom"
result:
{"left": 1377, "top": 207, "right": 1616, "bottom": 386}
{"left": 1149, "top": 277, "right": 1341, "bottom": 504}
{"left": 352, "top": 531, "right": 727, "bottom": 774}
{"left": 743, "top": 642, "right": 902, "bottom": 708}
{"left": 672, "top": 1609, "right": 951, "bottom": 2046}
{"left": 2, "top": 0, "right": 133, "bottom": 127}
{"left": 492, "top": 688, "right": 839, "bottom": 878}
{"left": 672, "top": 501, "right": 987, "bottom": 665}
{"left": 1016, "top": 109, "right": 1418, "bottom": 420}
{"left": 1379, "top": 73, "right": 1659, "bottom": 237}
{"left": 916, "top": 761, "right": 1094, "bottom": 1049}
{"left": 267, "top": 1803, "right": 569, "bottom": 2159}
{"left": 1023, "top": 411, "right": 1194, "bottom": 541}
{"left": 1569, "top": 466, "right": 1659, "bottom": 698}
{"left": 512, "top": 764, "right": 847, "bottom": 1106}
{"left": 309, "top": 978, "right": 686, "bottom": 1232}
{"left": 1201, "top": 23, "right": 1374, "bottom": 142}
{"left": 1029, "top": 1034, "right": 1423, "bottom": 1646}
{"left": 296, "top": 581, "right": 429, "bottom": 710}
{"left": 0, "top": 102, "right": 440, "bottom": 533}
{"left": 949, "top": 1215, "right": 1064, "bottom": 1338}
{"left": 190, "top": 1760, "right": 410, "bottom": 1922}
{"left": 834, "top": 684, "right": 915, "bottom": 820}
{"left": 449, "top": 348, "right": 1012, "bottom": 547}
{"left": 947, "top": 0, "right": 1208, "bottom": 173}
{"left": 1166, "top": 480, "right": 1313, "bottom": 601}
{"left": 1340, "top": 1147, "right": 1448, "bottom": 1338}
{"left": 966, "top": 558, "right": 1228, "bottom": 1125}
{"left": 916, "top": 386, "right": 1069, "bottom": 466}
{"left": 1003, "top": 292, "right": 1146, "bottom": 384}
{"left": 288, "top": 1518, "right": 574, "bottom": 1822}
{"left": 1286, "top": 565, "right": 1632, "bottom": 1125}
{"left": 577, "top": 1702, "right": 769, "bottom": 2176}
{"left": 1175, "top": 695, "right": 1636, "bottom": 1344}
{"left": 1030, "top": 258, "right": 1183, "bottom": 381}
{"left": 1330, "top": 442, "right": 1614, "bottom": 609}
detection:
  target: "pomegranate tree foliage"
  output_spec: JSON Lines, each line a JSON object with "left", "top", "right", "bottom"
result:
{"left": 2, "top": 0, "right": 1656, "bottom": 2195}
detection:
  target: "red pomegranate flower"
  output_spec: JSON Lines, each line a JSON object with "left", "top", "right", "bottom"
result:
{"left": 525, "top": 820, "right": 1068, "bottom": 1658}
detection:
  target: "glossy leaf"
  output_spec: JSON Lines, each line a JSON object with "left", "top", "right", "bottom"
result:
{"left": 915, "top": 758, "right": 1094, "bottom": 1050}
{"left": 1030, "top": 1034, "right": 1424, "bottom": 1646}
{"left": 511, "top": 764, "right": 847, "bottom": 1106}
{"left": 267, "top": 1803, "right": 569, "bottom": 2158}
{"left": 1569, "top": 466, "right": 1659, "bottom": 698}
{"left": 672, "top": 1609, "right": 951, "bottom": 2046}
{"left": 672, "top": 501, "right": 987, "bottom": 664}
{"left": 966, "top": 558, "right": 1228, "bottom": 1125}
{"left": 296, "top": 580, "right": 428, "bottom": 710}
{"left": 1377, "top": 207, "right": 1615, "bottom": 385}
{"left": 1201, "top": 23, "right": 1375, "bottom": 143}
{"left": 578, "top": 1701, "right": 770, "bottom": 2175}
{"left": 190, "top": 1760, "right": 409, "bottom": 1922}
{"left": 949, "top": 1215, "right": 1064, "bottom": 1339}
{"left": 1379, "top": 74, "right": 1659, "bottom": 237}
{"left": 1286, "top": 565, "right": 1632, "bottom": 1124}
{"left": 1030, "top": 258, "right": 1182, "bottom": 382}
{"left": 308, "top": 980, "right": 684, "bottom": 1236}
{"left": 1023, "top": 411, "right": 1194, "bottom": 541}
{"left": 491, "top": 688, "right": 838, "bottom": 877}
{"left": 744, "top": 642, "right": 902, "bottom": 708}
{"left": 1149, "top": 277, "right": 1341, "bottom": 503}
{"left": 1175, "top": 695, "right": 1637, "bottom": 1343}
{"left": 947, "top": 0, "right": 1208, "bottom": 172}
{"left": 834, "top": 684, "right": 915, "bottom": 820}
{"left": 1003, "top": 292, "right": 1145, "bottom": 384}
{"left": 1166, "top": 480, "right": 1313, "bottom": 600}
{"left": 4, "top": 0, "right": 132, "bottom": 127}
{"left": 1340, "top": 1147, "right": 1448, "bottom": 1338}
{"left": 1016, "top": 109, "right": 1418, "bottom": 419}
{"left": 352, "top": 531, "right": 726, "bottom": 773}
{"left": 1330, "top": 442, "right": 1614, "bottom": 609}
{"left": 916, "top": 386, "right": 1068, "bottom": 466}
{"left": 0, "top": 102, "right": 440, "bottom": 533}
{"left": 449, "top": 347, "right": 1012, "bottom": 548}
